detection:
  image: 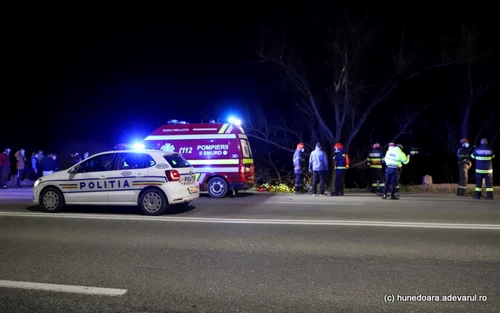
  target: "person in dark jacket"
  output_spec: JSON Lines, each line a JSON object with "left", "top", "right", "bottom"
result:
{"left": 0, "top": 147, "right": 11, "bottom": 188}
{"left": 293, "top": 143, "right": 306, "bottom": 194}
{"left": 71, "top": 152, "right": 81, "bottom": 165}
{"left": 41, "top": 154, "right": 57, "bottom": 176}
{"left": 471, "top": 138, "right": 495, "bottom": 200}
{"left": 367, "top": 143, "right": 385, "bottom": 193}
{"left": 331, "top": 142, "right": 349, "bottom": 196}
{"left": 456, "top": 138, "right": 472, "bottom": 196}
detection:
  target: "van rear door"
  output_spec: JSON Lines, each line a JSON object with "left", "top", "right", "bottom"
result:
{"left": 239, "top": 138, "right": 254, "bottom": 182}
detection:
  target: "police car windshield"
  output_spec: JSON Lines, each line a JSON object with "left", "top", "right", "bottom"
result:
{"left": 164, "top": 154, "right": 191, "bottom": 168}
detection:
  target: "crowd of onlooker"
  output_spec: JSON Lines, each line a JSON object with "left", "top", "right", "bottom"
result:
{"left": 0, "top": 147, "right": 90, "bottom": 189}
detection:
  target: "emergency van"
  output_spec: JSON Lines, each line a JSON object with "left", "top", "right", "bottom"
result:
{"left": 143, "top": 118, "right": 255, "bottom": 198}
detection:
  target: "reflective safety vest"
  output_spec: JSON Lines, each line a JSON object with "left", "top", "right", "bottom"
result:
{"left": 471, "top": 145, "right": 495, "bottom": 174}
{"left": 367, "top": 149, "right": 383, "bottom": 169}
{"left": 383, "top": 147, "right": 409, "bottom": 168}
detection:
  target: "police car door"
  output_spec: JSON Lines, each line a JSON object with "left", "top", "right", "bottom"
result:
{"left": 107, "top": 152, "right": 155, "bottom": 204}
{"left": 65, "top": 152, "right": 116, "bottom": 203}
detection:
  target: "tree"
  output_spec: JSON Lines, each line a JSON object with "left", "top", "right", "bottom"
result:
{"left": 253, "top": 10, "right": 471, "bottom": 154}
{"left": 436, "top": 25, "right": 491, "bottom": 150}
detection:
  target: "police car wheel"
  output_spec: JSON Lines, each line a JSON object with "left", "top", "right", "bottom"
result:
{"left": 41, "top": 188, "right": 65, "bottom": 213}
{"left": 139, "top": 189, "right": 168, "bottom": 215}
{"left": 207, "top": 177, "right": 228, "bottom": 198}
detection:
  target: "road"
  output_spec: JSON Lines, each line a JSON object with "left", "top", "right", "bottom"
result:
{"left": 0, "top": 189, "right": 498, "bottom": 312}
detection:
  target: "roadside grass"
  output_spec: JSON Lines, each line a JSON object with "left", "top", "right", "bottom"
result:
{"left": 255, "top": 183, "right": 500, "bottom": 195}
{"left": 397, "top": 184, "right": 500, "bottom": 196}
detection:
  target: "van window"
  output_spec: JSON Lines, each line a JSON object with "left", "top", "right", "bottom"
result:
{"left": 163, "top": 154, "right": 191, "bottom": 168}
{"left": 240, "top": 139, "right": 252, "bottom": 158}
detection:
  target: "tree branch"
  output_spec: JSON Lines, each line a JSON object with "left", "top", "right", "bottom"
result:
{"left": 392, "top": 103, "right": 432, "bottom": 141}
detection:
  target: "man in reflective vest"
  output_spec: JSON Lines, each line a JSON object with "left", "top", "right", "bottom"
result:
{"left": 381, "top": 142, "right": 410, "bottom": 199}
{"left": 293, "top": 143, "right": 306, "bottom": 194}
{"left": 331, "top": 142, "right": 349, "bottom": 196}
{"left": 456, "top": 138, "right": 471, "bottom": 196}
{"left": 367, "top": 143, "right": 384, "bottom": 193}
{"left": 470, "top": 138, "right": 495, "bottom": 200}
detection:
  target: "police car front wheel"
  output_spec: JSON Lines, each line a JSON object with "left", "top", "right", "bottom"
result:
{"left": 40, "top": 188, "right": 65, "bottom": 213}
{"left": 139, "top": 189, "right": 168, "bottom": 215}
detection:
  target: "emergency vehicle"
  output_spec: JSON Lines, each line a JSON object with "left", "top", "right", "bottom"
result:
{"left": 33, "top": 150, "right": 199, "bottom": 215}
{"left": 142, "top": 118, "right": 255, "bottom": 198}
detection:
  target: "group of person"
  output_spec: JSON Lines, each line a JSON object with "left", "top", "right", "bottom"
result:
{"left": 456, "top": 138, "right": 495, "bottom": 200}
{"left": 0, "top": 147, "right": 62, "bottom": 189}
{"left": 293, "top": 142, "right": 354, "bottom": 197}
{"left": 292, "top": 138, "right": 495, "bottom": 200}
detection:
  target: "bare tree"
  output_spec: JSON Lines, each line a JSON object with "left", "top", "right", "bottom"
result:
{"left": 255, "top": 10, "right": 473, "bottom": 154}
{"left": 392, "top": 103, "right": 433, "bottom": 142}
{"left": 492, "top": 127, "right": 500, "bottom": 145}
{"left": 459, "top": 26, "right": 491, "bottom": 140}
{"left": 434, "top": 25, "right": 491, "bottom": 150}
{"left": 246, "top": 107, "right": 311, "bottom": 152}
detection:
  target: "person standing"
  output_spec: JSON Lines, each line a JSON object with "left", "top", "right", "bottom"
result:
{"left": 367, "top": 143, "right": 385, "bottom": 193}
{"left": 456, "top": 138, "right": 472, "bottom": 196}
{"left": 471, "top": 138, "right": 495, "bottom": 200}
{"left": 309, "top": 143, "right": 328, "bottom": 196}
{"left": 31, "top": 152, "right": 38, "bottom": 179}
{"left": 381, "top": 143, "right": 410, "bottom": 200}
{"left": 0, "top": 147, "right": 11, "bottom": 189}
{"left": 14, "top": 149, "right": 26, "bottom": 188}
{"left": 41, "top": 153, "right": 57, "bottom": 176}
{"left": 331, "top": 142, "right": 349, "bottom": 196}
{"left": 293, "top": 143, "right": 306, "bottom": 194}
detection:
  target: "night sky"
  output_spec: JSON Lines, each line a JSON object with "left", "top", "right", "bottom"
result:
{"left": 5, "top": 3, "right": 497, "bottom": 167}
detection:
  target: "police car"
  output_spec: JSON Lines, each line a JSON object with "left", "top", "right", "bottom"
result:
{"left": 33, "top": 150, "right": 199, "bottom": 215}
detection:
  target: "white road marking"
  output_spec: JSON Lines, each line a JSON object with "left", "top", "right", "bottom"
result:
{"left": 265, "top": 201, "right": 364, "bottom": 205}
{"left": 0, "top": 280, "right": 127, "bottom": 296}
{"left": 0, "top": 212, "right": 499, "bottom": 230}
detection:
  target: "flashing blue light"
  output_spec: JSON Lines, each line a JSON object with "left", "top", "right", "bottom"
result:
{"left": 228, "top": 116, "right": 241, "bottom": 126}
{"left": 132, "top": 143, "right": 145, "bottom": 150}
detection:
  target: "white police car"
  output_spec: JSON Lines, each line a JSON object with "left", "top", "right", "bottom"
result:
{"left": 33, "top": 150, "right": 199, "bottom": 215}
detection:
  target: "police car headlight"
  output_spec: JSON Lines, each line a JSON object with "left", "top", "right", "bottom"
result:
{"left": 34, "top": 179, "right": 41, "bottom": 187}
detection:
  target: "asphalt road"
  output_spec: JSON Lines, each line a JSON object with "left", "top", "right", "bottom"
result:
{"left": 0, "top": 189, "right": 499, "bottom": 312}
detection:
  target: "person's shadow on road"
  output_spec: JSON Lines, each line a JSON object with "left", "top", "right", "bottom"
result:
{"left": 25, "top": 204, "right": 197, "bottom": 216}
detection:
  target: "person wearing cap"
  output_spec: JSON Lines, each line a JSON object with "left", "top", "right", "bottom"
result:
{"left": 0, "top": 147, "right": 11, "bottom": 189}
{"left": 308, "top": 143, "right": 328, "bottom": 196}
{"left": 381, "top": 142, "right": 409, "bottom": 200}
{"left": 367, "top": 143, "right": 384, "bottom": 193}
{"left": 471, "top": 138, "right": 495, "bottom": 200}
{"left": 293, "top": 143, "right": 306, "bottom": 194}
{"left": 332, "top": 142, "right": 349, "bottom": 196}
{"left": 456, "top": 138, "right": 472, "bottom": 196}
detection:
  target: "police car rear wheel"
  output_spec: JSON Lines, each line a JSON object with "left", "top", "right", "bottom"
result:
{"left": 207, "top": 177, "right": 228, "bottom": 198}
{"left": 41, "top": 188, "right": 65, "bottom": 213}
{"left": 139, "top": 189, "right": 168, "bottom": 215}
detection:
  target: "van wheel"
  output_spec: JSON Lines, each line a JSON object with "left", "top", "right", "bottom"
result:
{"left": 207, "top": 177, "right": 228, "bottom": 198}
{"left": 139, "top": 189, "right": 168, "bottom": 215}
{"left": 41, "top": 188, "right": 65, "bottom": 213}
